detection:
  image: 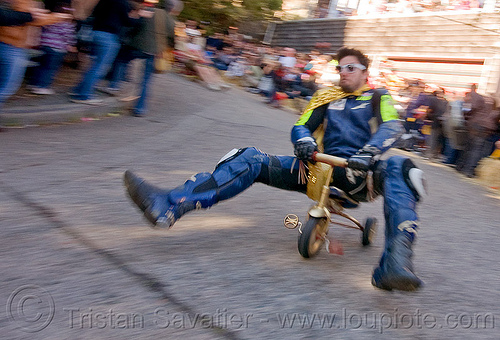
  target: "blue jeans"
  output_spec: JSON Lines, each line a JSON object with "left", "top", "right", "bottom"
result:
{"left": 212, "top": 60, "right": 228, "bottom": 71}
{"left": 71, "top": 31, "right": 120, "bottom": 100}
{"left": 108, "top": 46, "right": 136, "bottom": 88}
{"left": 443, "top": 138, "right": 461, "bottom": 165}
{"left": 461, "top": 133, "right": 490, "bottom": 176}
{"left": 0, "top": 42, "right": 29, "bottom": 107}
{"left": 135, "top": 54, "right": 155, "bottom": 115}
{"left": 109, "top": 47, "right": 155, "bottom": 115}
{"left": 30, "top": 46, "right": 66, "bottom": 89}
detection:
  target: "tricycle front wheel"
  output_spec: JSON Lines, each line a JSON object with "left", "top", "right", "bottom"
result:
{"left": 298, "top": 216, "right": 328, "bottom": 258}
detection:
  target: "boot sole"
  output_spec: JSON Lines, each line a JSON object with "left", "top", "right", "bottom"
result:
{"left": 372, "top": 273, "right": 422, "bottom": 292}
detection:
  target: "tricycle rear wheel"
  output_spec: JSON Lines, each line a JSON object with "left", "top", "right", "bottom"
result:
{"left": 361, "top": 217, "right": 377, "bottom": 246}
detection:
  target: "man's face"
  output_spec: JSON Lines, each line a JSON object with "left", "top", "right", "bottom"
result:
{"left": 338, "top": 55, "right": 367, "bottom": 93}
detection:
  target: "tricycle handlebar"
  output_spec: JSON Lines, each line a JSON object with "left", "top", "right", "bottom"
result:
{"left": 312, "top": 152, "right": 348, "bottom": 168}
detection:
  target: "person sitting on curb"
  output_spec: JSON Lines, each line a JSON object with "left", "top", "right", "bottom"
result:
{"left": 174, "top": 22, "right": 230, "bottom": 91}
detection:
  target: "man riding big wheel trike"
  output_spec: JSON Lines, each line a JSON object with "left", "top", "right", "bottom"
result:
{"left": 124, "top": 48, "right": 427, "bottom": 292}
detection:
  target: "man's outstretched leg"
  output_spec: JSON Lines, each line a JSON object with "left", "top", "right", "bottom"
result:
{"left": 124, "top": 147, "right": 304, "bottom": 228}
{"left": 372, "top": 156, "right": 426, "bottom": 291}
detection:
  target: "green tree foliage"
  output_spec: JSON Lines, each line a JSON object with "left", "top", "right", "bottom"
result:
{"left": 161, "top": 0, "right": 282, "bottom": 31}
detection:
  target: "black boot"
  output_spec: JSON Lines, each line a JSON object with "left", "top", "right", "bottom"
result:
{"left": 372, "top": 232, "right": 422, "bottom": 291}
{"left": 124, "top": 170, "right": 174, "bottom": 228}
{"left": 124, "top": 170, "right": 218, "bottom": 229}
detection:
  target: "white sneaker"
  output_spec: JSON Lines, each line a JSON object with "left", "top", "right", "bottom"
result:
{"left": 206, "top": 84, "right": 221, "bottom": 91}
{"left": 119, "top": 94, "right": 140, "bottom": 102}
{"left": 70, "top": 98, "right": 104, "bottom": 105}
{"left": 31, "top": 87, "right": 55, "bottom": 95}
{"left": 96, "top": 86, "right": 120, "bottom": 96}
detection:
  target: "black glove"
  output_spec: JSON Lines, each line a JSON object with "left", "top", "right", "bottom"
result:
{"left": 348, "top": 147, "right": 380, "bottom": 171}
{"left": 294, "top": 137, "right": 318, "bottom": 162}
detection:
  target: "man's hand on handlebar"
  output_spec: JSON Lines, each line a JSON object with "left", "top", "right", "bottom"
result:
{"left": 294, "top": 137, "right": 318, "bottom": 163}
{"left": 347, "top": 146, "right": 381, "bottom": 172}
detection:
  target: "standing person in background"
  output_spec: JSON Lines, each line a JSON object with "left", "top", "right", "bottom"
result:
{"left": 0, "top": 0, "right": 68, "bottom": 131}
{"left": 105, "top": 0, "right": 175, "bottom": 116}
{"left": 69, "top": 0, "right": 143, "bottom": 105}
{"left": 404, "top": 81, "right": 429, "bottom": 133}
{"left": 27, "top": 0, "right": 76, "bottom": 95}
{"left": 401, "top": 81, "right": 430, "bottom": 151}
{"left": 442, "top": 91, "right": 467, "bottom": 166}
{"left": 458, "top": 85, "right": 500, "bottom": 177}
{"left": 426, "top": 88, "right": 448, "bottom": 160}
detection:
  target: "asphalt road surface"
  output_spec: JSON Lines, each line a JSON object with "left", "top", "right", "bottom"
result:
{"left": 1, "top": 73, "right": 499, "bottom": 340}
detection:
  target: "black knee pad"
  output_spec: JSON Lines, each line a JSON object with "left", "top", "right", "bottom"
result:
{"left": 256, "top": 155, "right": 285, "bottom": 186}
{"left": 192, "top": 173, "right": 219, "bottom": 193}
{"left": 372, "top": 161, "right": 387, "bottom": 196}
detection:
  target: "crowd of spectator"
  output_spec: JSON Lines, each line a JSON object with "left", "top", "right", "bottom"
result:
{"left": 171, "top": 24, "right": 343, "bottom": 108}
{"left": 1, "top": 0, "right": 499, "bottom": 175}
{"left": 1, "top": 0, "right": 179, "bottom": 119}
{"left": 1, "top": 0, "right": 340, "bottom": 118}
{"left": 390, "top": 80, "right": 500, "bottom": 178}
